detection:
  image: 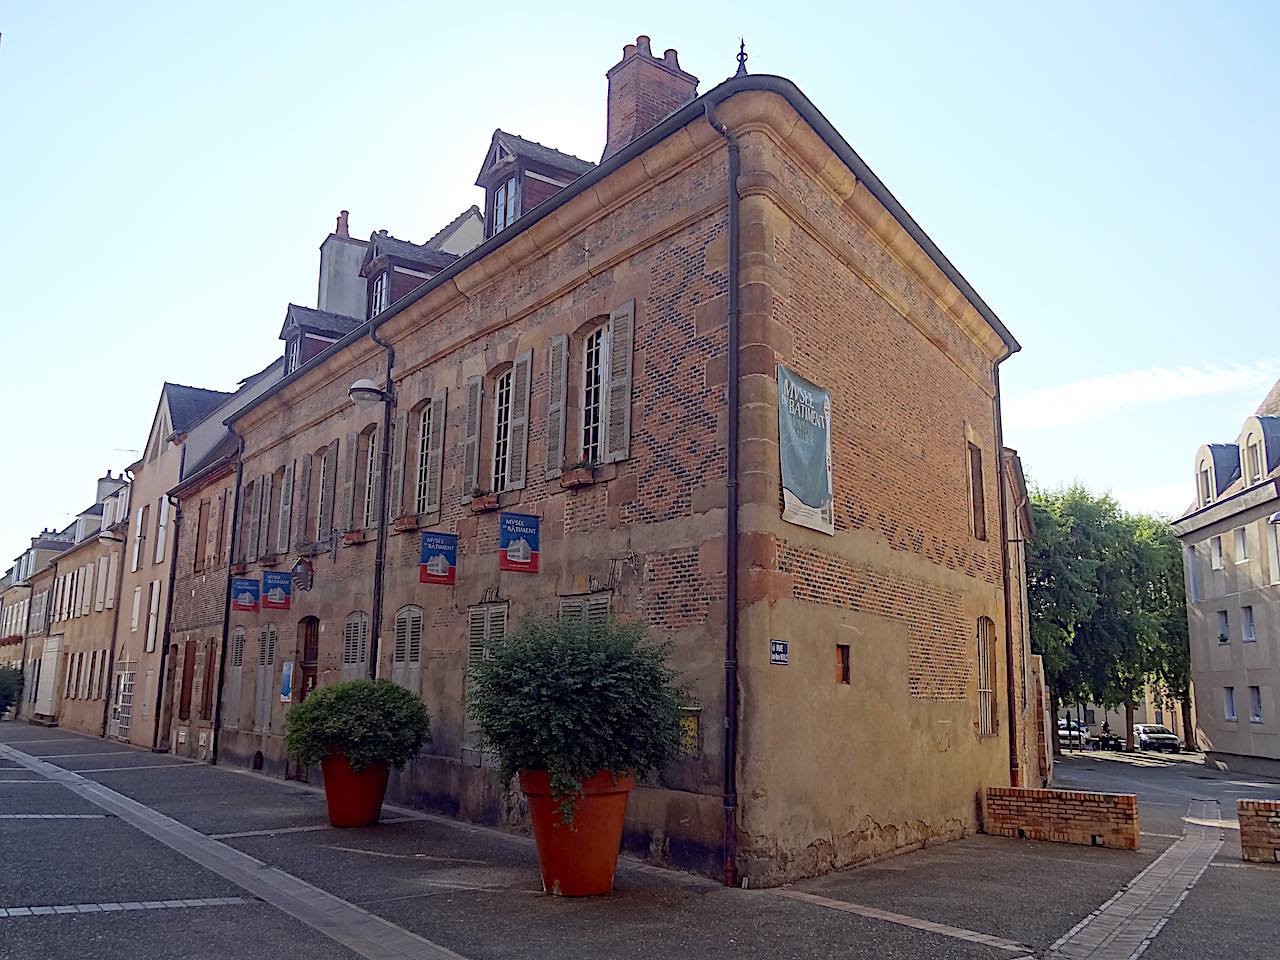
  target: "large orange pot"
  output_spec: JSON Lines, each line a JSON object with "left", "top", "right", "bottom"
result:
{"left": 320, "top": 753, "right": 389, "bottom": 827}
{"left": 520, "top": 769, "right": 635, "bottom": 896}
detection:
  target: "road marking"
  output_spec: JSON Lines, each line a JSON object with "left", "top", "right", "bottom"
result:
{"left": 32, "top": 751, "right": 142, "bottom": 760}
{"left": 0, "top": 744, "right": 471, "bottom": 960}
{"left": 209, "top": 817, "right": 419, "bottom": 840}
{"left": 1047, "top": 800, "right": 1223, "bottom": 960}
{"left": 0, "top": 897, "right": 250, "bottom": 917}
{"left": 768, "top": 888, "right": 1032, "bottom": 954}
{"left": 0, "top": 814, "right": 107, "bottom": 819}
{"left": 69, "top": 763, "right": 195, "bottom": 773}
{"left": 328, "top": 846, "right": 490, "bottom": 865}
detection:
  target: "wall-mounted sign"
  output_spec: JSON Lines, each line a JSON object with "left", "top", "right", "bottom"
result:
{"left": 419, "top": 532, "right": 458, "bottom": 585}
{"left": 280, "top": 661, "right": 294, "bottom": 702}
{"left": 263, "top": 571, "right": 292, "bottom": 610}
{"left": 770, "top": 640, "right": 790, "bottom": 665}
{"left": 230, "top": 578, "right": 260, "bottom": 612}
{"left": 777, "top": 364, "right": 834, "bottom": 535}
{"left": 498, "top": 512, "right": 540, "bottom": 573}
{"left": 291, "top": 558, "right": 314, "bottom": 592}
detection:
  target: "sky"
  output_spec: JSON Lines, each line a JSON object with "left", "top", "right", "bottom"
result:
{"left": 1, "top": 2, "right": 1277, "bottom": 565}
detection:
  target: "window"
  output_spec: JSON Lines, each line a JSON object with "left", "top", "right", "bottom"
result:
{"left": 415, "top": 404, "right": 433, "bottom": 514}
{"left": 286, "top": 337, "right": 300, "bottom": 375}
{"left": 145, "top": 580, "right": 162, "bottom": 652}
{"left": 968, "top": 443, "right": 987, "bottom": 541}
{"left": 1235, "top": 526, "right": 1249, "bottom": 563}
{"left": 362, "top": 426, "right": 379, "bottom": 528}
{"left": 342, "top": 612, "right": 369, "bottom": 681}
{"left": 1217, "top": 610, "right": 1230, "bottom": 643}
{"left": 370, "top": 273, "right": 388, "bottom": 316}
{"left": 491, "top": 176, "right": 518, "bottom": 233}
{"left": 976, "top": 616, "right": 996, "bottom": 736}
{"left": 1225, "top": 686, "right": 1237, "bottom": 721}
{"left": 1243, "top": 605, "right": 1256, "bottom": 643}
{"left": 255, "top": 623, "right": 277, "bottom": 731}
{"left": 200, "top": 640, "right": 216, "bottom": 720}
{"left": 464, "top": 602, "right": 508, "bottom": 764}
{"left": 154, "top": 496, "right": 169, "bottom": 564}
{"left": 392, "top": 605, "right": 422, "bottom": 692}
{"left": 315, "top": 446, "right": 332, "bottom": 539}
{"left": 1249, "top": 686, "right": 1263, "bottom": 723}
{"left": 132, "top": 504, "right": 149, "bottom": 572}
{"left": 1199, "top": 465, "right": 1214, "bottom": 506}
{"left": 1210, "top": 535, "right": 1224, "bottom": 570}
{"left": 1248, "top": 442, "right": 1264, "bottom": 484}
{"left": 1186, "top": 546, "right": 1200, "bottom": 602}
{"left": 559, "top": 592, "right": 612, "bottom": 624}
{"left": 582, "top": 325, "right": 607, "bottom": 465}
{"left": 491, "top": 370, "right": 513, "bottom": 493}
{"left": 130, "top": 585, "right": 142, "bottom": 632}
{"left": 194, "top": 499, "right": 210, "bottom": 573}
{"left": 836, "top": 644, "right": 850, "bottom": 684}
{"left": 225, "top": 628, "right": 246, "bottom": 730}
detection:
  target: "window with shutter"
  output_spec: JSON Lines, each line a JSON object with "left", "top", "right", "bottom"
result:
{"left": 559, "top": 591, "right": 612, "bottom": 624}
{"left": 295, "top": 453, "right": 312, "bottom": 548}
{"left": 603, "top": 299, "right": 635, "bottom": 463}
{"left": 425, "top": 389, "right": 447, "bottom": 513}
{"left": 414, "top": 405, "right": 433, "bottom": 515}
{"left": 105, "top": 551, "right": 118, "bottom": 609}
{"left": 392, "top": 605, "right": 423, "bottom": 692}
{"left": 277, "top": 460, "right": 294, "bottom": 555}
{"left": 582, "top": 325, "right": 608, "bottom": 465}
{"left": 463, "top": 602, "right": 507, "bottom": 765}
{"left": 130, "top": 585, "right": 142, "bottom": 632}
{"left": 255, "top": 623, "right": 278, "bottom": 731}
{"left": 341, "top": 431, "right": 358, "bottom": 532}
{"left": 145, "top": 580, "right": 162, "bottom": 652}
{"left": 390, "top": 410, "right": 408, "bottom": 518}
{"left": 257, "top": 473, "right": 274, "bottom": 558}
{"left": 545, "top": 335, "right": 568, "bottom": 479}
{"left": 154, "top": 496, "right": 169, "bottom": 564}
{"left": 491, "top": 371, "right": 513, "bottom": 493}
{"left": 362, "top": 426, "right": 380, "bottom": 528}
{"left": 977, "top": 617, "right": 996, "bottom": 736}
{"left": 507, "top": 351, "right": 532, "bottom": 491}
{"left": 226, "top": 627, "right": 246, "bottom": 730}
{"left": 342, "top": 612, "right": 369, "bottom": 681}
{"left": 194, "top": 499, "right": 210, "bottom": 573}
{"left": 462, "top": 376, "right": 482, "bottom": 500}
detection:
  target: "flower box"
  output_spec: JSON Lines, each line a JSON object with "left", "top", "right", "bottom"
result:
{"left": 470, "top": 494, "right": 500, "bottom": 513}
{"left": 560, "top": 467, "right": 596, "bottom": 489}
{"left": 230, "top": 562, "right": 247, "bottom": 575}
{"left": 392, "top": 515, "right": 420, "bottom": 533}
{"left": 343, "top": 530, "right": 370, "bottom": 546}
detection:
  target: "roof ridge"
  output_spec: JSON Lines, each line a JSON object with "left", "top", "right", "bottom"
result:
{"left": 424, "top": 205, "right": 482, "bottom": 249}
{"left": 495, "top": 129, "right": 594, "bottom": 168}
{"left": 164, "top": 382, "right": 233, "bottom": 396}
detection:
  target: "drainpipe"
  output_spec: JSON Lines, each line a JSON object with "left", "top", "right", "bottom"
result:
{"left": 101, "top": 468, "right": 132, "bottom": 738}
{"left": 210, "top": 430, "right": 246, "bottom": 765}
{"left": 704, "top": 99, "right": 742, "bottom": 888}
{"left": 367, "top": 328, "right": 397, "bottom": 679}
{"left": 151, "top": 490, "right": 182, "bottom": 752}
{"left": 993, "top": 360, "right": 1021, "bottom": 787}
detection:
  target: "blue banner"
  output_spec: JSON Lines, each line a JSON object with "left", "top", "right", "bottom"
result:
{"left": 419, "top": 531, "right": 458, "bottom": 585}
{"left": 262, "top": 571, "right": 292, "bottom": 610}
{"left": 777, "top": 364, "right": 834, "bottom": 534}
{"left": 499, "top": 512, "right": 540, "bottom": 573}
{"left": 230, "top": 578, "right": 260, "bottom": 612}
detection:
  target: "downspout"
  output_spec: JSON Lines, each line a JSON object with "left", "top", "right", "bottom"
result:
{"left": 101, "top": 468, "right": 132, "bottom": 738}
{"left": 367, "top": 328, "right": 396, "bottom": 679}
{"left": 705, "top": 99, "right": 741, "bottom": 888}
{"left": 210, "top": 430, "right": 245, "bottom": 765}
{"left": 993, "top": 360, "right": 1021, "bottom": 787}
{"left": 151, "top": 489, "right": 182, "bottom": 751}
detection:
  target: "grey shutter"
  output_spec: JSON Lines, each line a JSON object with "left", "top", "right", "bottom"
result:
{"left": 206, "top": 494, "right": 221, "bottom": 567}
{"left": 604, "top": 299, "right": 635, "bottom": 463}
{"left": 462, "top": 376, "right": 482, "bottom": 501}
{"left": 586, "top": 592, "right": 612, "bottom": 624}
{"left": 320, "top": 439, "right": 339, "bottom": 540}
{"left": 256, "top": 472, "right": 273, "bottom": 558}
{"left": 245, "top": 478, "right": 260, "bottom": 563}
{"left": 296, "top": 453, "right": 312, "bottom": 548}
{"left": 559, "top": 596, "right": 586, "bottom": 621}
{"left": 425, "top": 389, "right": 447, "bottom": 513}
{"left": 277, "top": 460, "right": 294, "bottom": 554}
{"left": 369, "top": 426, "right": 383, "bottom": 529}
{"left": 389, "top": 410, "right": 408, "bottom": 518}
{"left": 507, "top": 350, "right": 532, "bottom": 490}
{"left": 341, "top": 431, "right": 358, "bottom": 532}
{"left": 545, "top": 334, "right": 568, "bottom": 479}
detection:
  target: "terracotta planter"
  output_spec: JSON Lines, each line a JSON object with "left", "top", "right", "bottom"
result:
{"left": 342, "top": 530, "right": 369, "bottom": 546}
{"left": 320, "top": 753, "right": 389, "bottom": 827}
{"left": 470, "top": 494, "right": 499, "bottom": 512}
{"left": 559, "top": 467, "right": 595, "bottom": 489}
{"left": 392, "top": 515, "right": 420, "bottom": 533}
{"left": 520, "top": 769, "right": 635, "bottom": 896}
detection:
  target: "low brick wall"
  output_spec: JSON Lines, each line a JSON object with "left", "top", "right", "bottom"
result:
{"left": 1238, "top": 799, "right": 1280, "bottom": 864}
{"left": 984, "top": 786, "right": 1139, "bottom": 850}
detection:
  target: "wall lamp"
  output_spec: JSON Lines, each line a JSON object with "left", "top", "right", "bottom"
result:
{"left": 349, "top": 378, "right": 394, "bottom": 409}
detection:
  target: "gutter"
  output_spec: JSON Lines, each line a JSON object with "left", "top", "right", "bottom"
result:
{"left": 704, "top": 99, "right": 741, "bottom": 889}
{"left": 993, "top": 360, "right": 1021, "bottom": 787}
{"left": 210, "top": 430, "right": 246, "bottom": 765}
{"left": 227, "top": 74, "right": 1017, "bottom": 431}
{"left": 366, "top": 329, "right": 396, "bottom": 679}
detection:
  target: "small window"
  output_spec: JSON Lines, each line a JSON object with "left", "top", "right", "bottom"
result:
{"left": 414, "top": 404, "right": 433, "bottom": 515}
{"left": 491, "top": 177, "right": 518, "bottom": 234}
{"left": 1084, "top": 708, "right": 1096, "bottom": 726}
{"left": 1243, "top": 605, "right": 1256, "bottom": 643}
{"left": 1248, "top": 442, "right": 1264, "bottom": 484}
{"left": 1235, "top": 526, "right": 1249, "bottom": 563}
{"left": 1199, "top": 465, "right": 1214, "bottom": 506}
{"left": 1210, "top": 536, "right": 1224, "bottom": 570}
{"left": 1154, "top": 708, "right": 1164, "bottom": 725}
{"left": 1249, "top": 686, "right": 1263, "bottom": 723}
{"left": 582, "top": 325, "right": 608, "bottom": 464}
{"left": 361, "top": 426, "right": 380, "bottom": 528}
{"left": 1224, "top": 686, "right": 1237, "bottom": 722}
{"left": 967, "top": 442, "right": 987, "bottom": 541}
{"left": 286, "top": 337, "right": 300, "bottom": 375}
{"left": 370, "top": 273, "right": 388, "bottom": 316}
{"left": 976, "top": 616, "right": 996, "bottom": 736}
{"left": 835, "top": 644, "right": 850, "bottom": 684}
{"left": 491, "top": 370, "right": 513, "bottom": 493}
{"left": 1217, "top": 610, "right": 1230, "bottom": 643}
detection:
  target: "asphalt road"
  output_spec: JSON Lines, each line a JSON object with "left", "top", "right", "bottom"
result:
{"left": 2, "top": 724, "right": 1277, "bottom": 960}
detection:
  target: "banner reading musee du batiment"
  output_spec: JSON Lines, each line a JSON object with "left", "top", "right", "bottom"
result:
{"left": 776, "top": 364, "right": 834, "bottom": 535}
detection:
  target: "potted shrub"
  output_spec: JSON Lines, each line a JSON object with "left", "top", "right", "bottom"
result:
{"left": 560, "top": 459, "right": 597, "bottom": 489}
{"left": 470, "top": 487, "right": 500, "bottom": 512}
{"left": 468, "top": 615, "right": 682, "bottom": 896}
{"left": 284, "top": 678, "right": 431, "bottom": 827}
{"left": 0, "top": 665, "right": 24, "bottom": 719}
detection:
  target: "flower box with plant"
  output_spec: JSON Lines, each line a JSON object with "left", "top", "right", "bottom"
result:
{"left": 343, "top": 529, "right": 370, "bottom": 546}
{"left": 392, "top": 514, "right": 420, "bottom": 533}
{"left": 468, "top": 615, "right": 682, "bottom": 896}
{"left": 560, "top": 459, "right": 597, "bottom": 489}
{"left": 470, "top": 488, "right": 499, "bottom": 512}
{"left": 284, "top": 678, "right": 431, "bottom": 827}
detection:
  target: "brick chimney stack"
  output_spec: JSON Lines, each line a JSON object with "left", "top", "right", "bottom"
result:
{"left": 335, "top": 210, "right": 350, "bottom": 238}
{"left": 601, "top": 35, "right": 699, "bottom": 162}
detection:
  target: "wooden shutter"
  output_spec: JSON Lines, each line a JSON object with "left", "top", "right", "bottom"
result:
{"left": 245, "top": 477, "right": 260, "bottom": 563}
{"left": 369, "top": 427, "right": 383, "bottom": 528}
{"left": 392, "top": 606, "right": 422, "bottom": 692}
{"left": 545, "top": 334, "right": 568, "bottom": 479}
{"left": 507, "top": 351, "right": 532, "bottom": 490}
{"left": 226, "top": 629, "right": 245, "bottom": 730}
{"left": 94, "top": 557, "right": 108, "bottom": 611}
{"left": 604, "top": 299, "right": 635, "bottom": 463}
{"left": 389, "top": 410, "right": 408, "bottom": 518}
{"left": 257, "top": 472, "right": 273, "bottom": 558}
{"left": 586, "top": 592, "right": 612, "bottom": 624}
{"left": 105, "top": 551, "right": 118, "bottom": 609}
{"left": 200, "top": 639, "right": 216, "bottom": 720}
{"left": 968, "top": 442, "right": 987, "bottom": 541}
{"left": 462, "top": 376, "right": 482, "bottom": 501}
{"left": 320, "top": 439, "right": 339, "bottom": 540}
{"left": 341, "top": 431, "right": 358, "bottom": 532}
{"left": 296, "top": 453, "right": 313, "bottom": 547}
{"left": 81, "top": 564, "right": 94, "bottom": 616}
{"left": 559, "top": 596, "right": 586, "bottom": 621}
{"left": 277, "top": 460, "right": 294, "bottom": 555}
{"left": 178, "top": 640, "right": 196, "bottom": 721}
{"left": 425, "top": 389, "right": 447, "bottom": 513}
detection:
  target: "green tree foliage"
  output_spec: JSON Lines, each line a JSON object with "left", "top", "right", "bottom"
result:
{"left": 1026, "top": 486, "right": 1189, "bottom": 727}
{"left": 0, "top": 665, "right": 24, "bottom": 717}
{"left": 284, "top": 679, "right": 431, "bottom": 771}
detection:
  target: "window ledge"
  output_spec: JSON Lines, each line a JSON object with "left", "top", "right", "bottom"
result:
{"left": 469, "top": 495, "right": 500, "bottom": 513}
{"left": 560, "top": 467, "right": 597, "bottom": 489}
{"left": 258, "top": 554, "right": 281, "bottom": 568}
{"left": 1250, "top": 718, "right": 1265, "bottom": 724}
{"left": 229, "top": 562, "right": 247, "bottom": 575}
{"left": 342, "top": 530, "right": 372, "bottom": 547}
{"left": 391, "top": 515, "right": 420, "bottom": 534}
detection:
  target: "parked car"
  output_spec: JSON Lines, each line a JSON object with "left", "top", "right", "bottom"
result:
{"left": 1133, "top": 724, "right": 1181, "bottom": 752}
{"left": 1058, "top": 718, "right": 1088, "bottom": 748}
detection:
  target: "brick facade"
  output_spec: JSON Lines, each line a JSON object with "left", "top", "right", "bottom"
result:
{"left": 1238, "top": 798, "right": 1280, "bottom": 863}
{"left": 984, "top": 786, "right": 1139, "bottom": 850}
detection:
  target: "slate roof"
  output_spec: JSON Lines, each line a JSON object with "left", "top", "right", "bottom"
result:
{"left": 280, "top": 304, "right": 363, "bottom": 340}
{"left": 476, "top": 130, "right": 594, "bottom": 185}
{"left": 1257, "top": 378, "right": 1280, "bottom": 418}
{"left": 365, "top": 233, "right": 457, "bottom": 272}
{"left": 166, "top": 383, "right": 233, "bottom": 434}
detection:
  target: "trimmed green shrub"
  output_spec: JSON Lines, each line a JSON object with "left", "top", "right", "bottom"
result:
{"left": 284, "top": 679, "right": 431, "bottom": 772}
{"left": 0, "top": 665, "right": 23, "bottom": 717}
{"left": 467, "top": 614, "right": 683, "bottom": 822}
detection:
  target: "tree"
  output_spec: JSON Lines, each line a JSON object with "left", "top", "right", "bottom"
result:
{"left": 0, "top": 666, "right": 24, "bottom": 718}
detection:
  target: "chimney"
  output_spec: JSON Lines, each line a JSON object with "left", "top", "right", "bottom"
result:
{"left": 335, "top": 210, "right": 350, "bottom": 238}
{"left": 601, "top": 35, "right": 699, "bottom": 162}
{"left": 96, "top": 470, "right": 125, "bottom": 504}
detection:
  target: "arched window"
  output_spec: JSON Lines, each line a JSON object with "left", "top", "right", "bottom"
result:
{"left": 225, "top": 627, "right": 246, "bottom": 731}
{"left": 342, "top": 612, "right": 369, "bottom": 681}
{"left": 392, "top": 605, "right": 423, "bottom": 692}
{"left": 976, "top": 617, "right": 996, "bottom": 737}
{"left": 297, "top": 616, "right": 319, "bottom": 702}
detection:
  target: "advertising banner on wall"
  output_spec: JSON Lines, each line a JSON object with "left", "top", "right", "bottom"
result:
{"left": 262, "top": 571, "right": 292, "bottom": 610}
{"left": 230, "top": 578, "right": 260, "bottom": 612}
{"left": 776, "top": 364, "right": 834, "bottom": 535}
{"left": 279, "top": 661, "right": 294, "bottom": 702}
{"left": 498, "top": 512, "right": 540, "bottom": 573}
{"left": 419, "top": 532, "right": 458, "bottom": 585}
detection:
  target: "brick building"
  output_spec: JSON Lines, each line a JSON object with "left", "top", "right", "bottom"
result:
{"left": 208, "top": 36, "right": 1034, "bottom": 884}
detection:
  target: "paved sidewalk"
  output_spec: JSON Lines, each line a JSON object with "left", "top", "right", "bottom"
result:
{"left": 2, "top": 725, "right": 1278, "bottom": 960}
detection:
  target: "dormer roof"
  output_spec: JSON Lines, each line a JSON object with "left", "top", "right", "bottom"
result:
{"left": 360, "top": 231, "right": 458, "bottom": 277}
{"left": 279, "top": 303, "right": 362, "bottom": 341}
{"left": 474, "top": 129, "right": 594, "bottom": 187}
{"left": 1204, "top": 443, "right": 1241, "bottom": 497}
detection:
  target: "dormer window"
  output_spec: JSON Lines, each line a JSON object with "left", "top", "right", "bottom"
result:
{"left": 370, "top": 273, "right": 389, "bottom": 317}
{"left": 286, "top": 337, "right": 301, "bottom": 375}
{"left": 492, "top": 177, "right": 518, "bottom": 234}
{"left": 1199, "top": 464, "right": 1213, "bottom": 506}
{"left": 1247, "top": 440, "right": 1263, "bottom": 484}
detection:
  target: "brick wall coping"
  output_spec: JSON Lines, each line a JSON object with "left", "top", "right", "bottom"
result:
{"left": 987, "top": 786, "right": 1137, "bottom": 808}
{"left": 1238, "top": 798, "right": 1280, "bottom": 813}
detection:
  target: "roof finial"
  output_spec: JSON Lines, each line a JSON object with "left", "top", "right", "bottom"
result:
{"left": 735, "top": 38, "right": 748, "bottom": 77}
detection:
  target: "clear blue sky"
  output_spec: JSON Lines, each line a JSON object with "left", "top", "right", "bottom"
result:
{"left": 2, "top": 2, "right": 1277, "bottom": 565}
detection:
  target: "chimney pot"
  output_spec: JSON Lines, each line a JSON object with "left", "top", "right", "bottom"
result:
{"left": 664, "top": 49, "right": 680, "bottom": 68}
{"left": 636, "top": 35, "right": 652, "bottom": 56}
{"left": 623, "top": 42, "right": 637, "bottom": 58}
{"left": 335, "top": 210, "right": 350, "bottom": 238}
